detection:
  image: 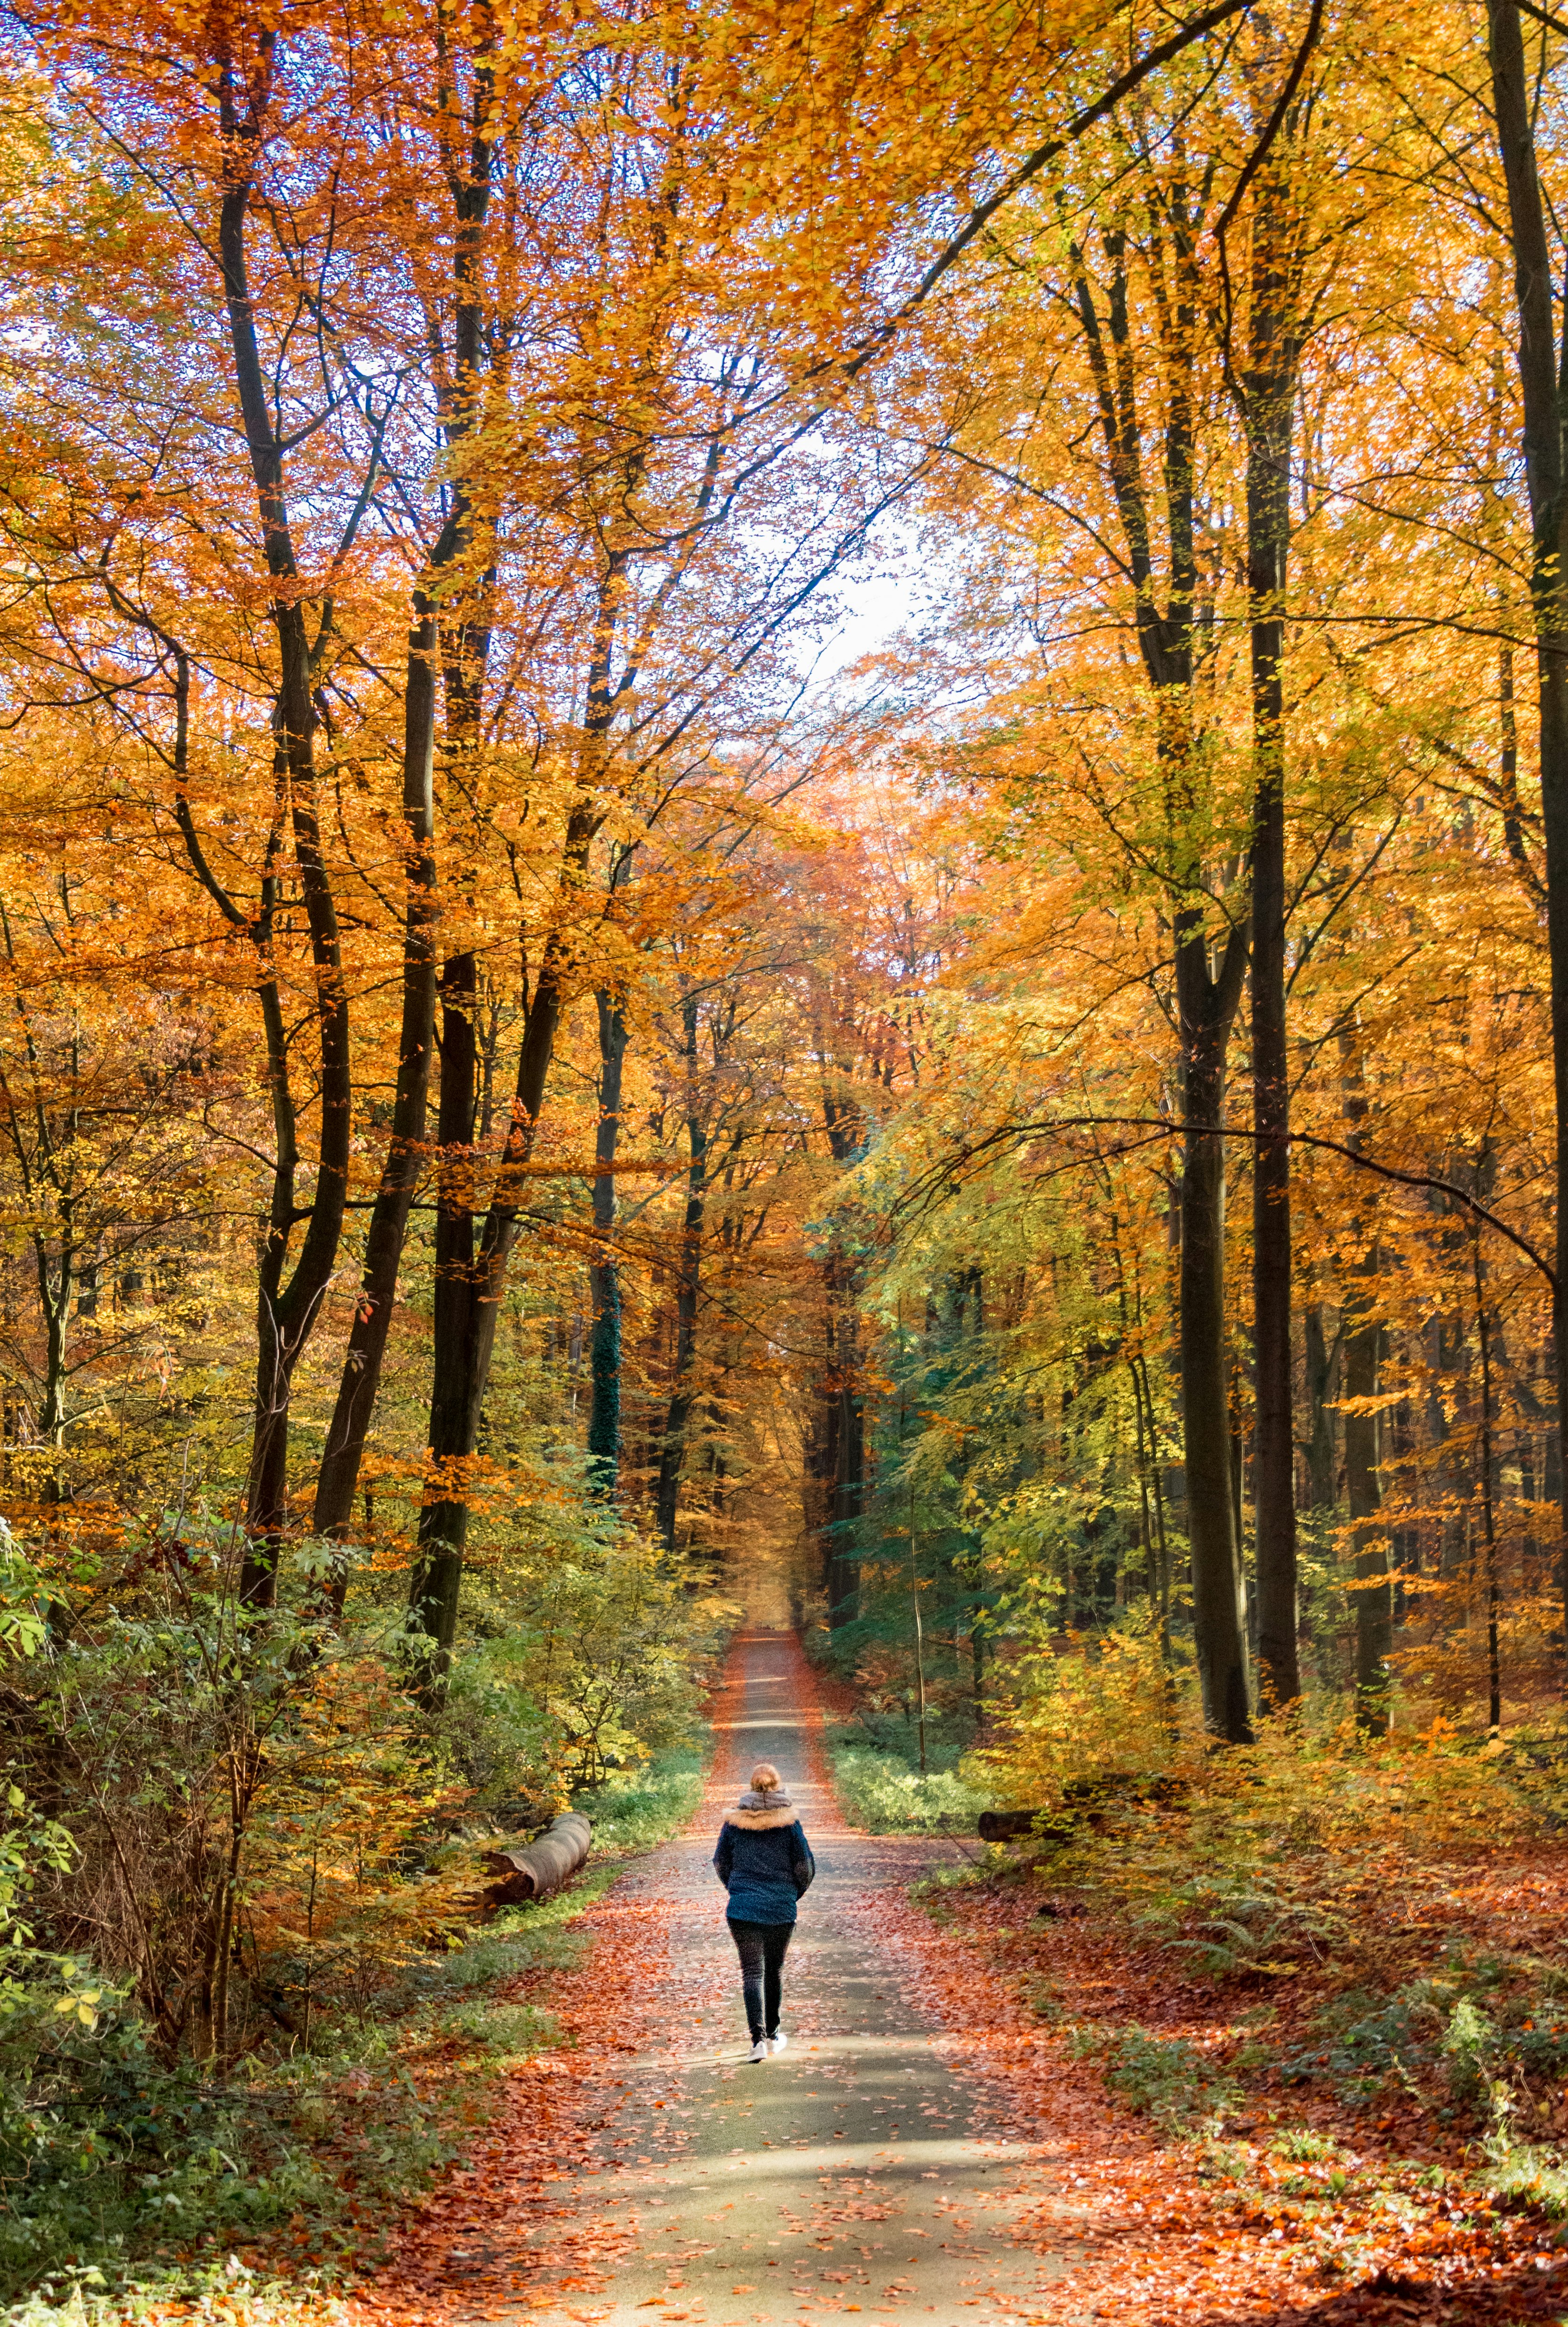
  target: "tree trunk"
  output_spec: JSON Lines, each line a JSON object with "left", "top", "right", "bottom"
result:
{"left": 814, "top": 1165, "right": 864, "bottom": 1630}
{"left": 214, "top": 103, "right": 351, "bottom": 1601}
{"left": 314, "top": 607, "right": 438, "bottom": 1556}
{"left": 1070, "top": 210, "right": 1249, "bottom": 1733}
{"left": 1486, "top": 0, "right": 1568, "bottom": 1688}
{"left": 1304, "top": 1305, "right": 1338, "bottom": 1507}
{"left": 406, "top": 950, "right": 478, "bottom": 1661}
{"left": 33, "top": 1235, "right": 71, "bottom": 1467}
{"left": 406, "top": 785, "right": 598, "bottom": 1666}
{"left": 656, "top": 993, "right": 707, "bottom": 1553}
{"left": 829, "top": 1284, "right": 865, "bottom": 1628}
{"left": 1345, "top": 1247, "right": 1389, "bottom": 1735}
{"left": 803, "top": 1322, "right": 841, "bottom": 1599}
{"left": 1245, "top": 150, "right": 1304, "bottom": 1709}
{"left": 1180, "top": 947, "right": 1252, "bottom": 1742}
{"left": 1473, "top": 1224, "right": 1504, "bottom": 1728}
{"left": 313, "top": 102, "right": 495, "bottom": 1561}
{"left": 587, "top": 989, "right": 628, "bottom": 1496}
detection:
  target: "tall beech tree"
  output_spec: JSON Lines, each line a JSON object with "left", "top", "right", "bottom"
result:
{"left": 313, "top": 18, "right": 506, "bottom": 1549}
{"left": 1484, "top": 0, "right": 1568, "bottom": 1670}
{"left": 1063, "top": 152, "right": 1252, "bottom": 1739}
{"left": 1233, "top": 58, "right": 1318, "bottom": 1711}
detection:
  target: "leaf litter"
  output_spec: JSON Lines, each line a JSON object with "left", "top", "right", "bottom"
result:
{"left": 225, "top": 1635, "right": 1568, "bottom": 2327}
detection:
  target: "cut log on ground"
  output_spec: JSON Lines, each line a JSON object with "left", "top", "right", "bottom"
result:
{"left": 978, "top": 1808, "right": 1049, "bottom": 1841}
{"left": 978, "top": 1775, "right": 1184, "bottom": 1846}
{"left": 483, "top": 1812, "right": 592, "bottom": 1906}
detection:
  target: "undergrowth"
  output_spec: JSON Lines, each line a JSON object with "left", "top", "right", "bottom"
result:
{"left": 828, "top": 1733, "right": 989, "bottom": 1834}
{"left": 1068, "top": 2022, "right": 1242, "bottom": 2133}
{"left": 919, "top": 1639, "right": 1568, "bottom": 2244}
{"left": 1, "top": 1749, "right": 703, "bottom": 2322}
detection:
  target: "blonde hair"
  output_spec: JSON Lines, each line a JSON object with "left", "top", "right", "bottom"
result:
{"left": 750, "top": 1762, "right": 782, "bottom": 1794}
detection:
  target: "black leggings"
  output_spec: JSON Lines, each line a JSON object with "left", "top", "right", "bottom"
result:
{"left": 727, "top": 1917, "right": 793, "bottom": 2040}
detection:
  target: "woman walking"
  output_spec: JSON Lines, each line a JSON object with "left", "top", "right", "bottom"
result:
{"left": 713, "top": 1762, "right": 815, "bottom": 2061}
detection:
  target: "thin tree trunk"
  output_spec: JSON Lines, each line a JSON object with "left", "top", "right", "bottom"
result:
{"left": 407, "top": 781, "right": 599, "bottom": 1665}
{"left": 34, "top": 1242, "right": 69, "bottom": 1452}
{"left": 406, "top": 950, "right": 478, "bottom": 1664}
{"left": 588, "top": 989, "right": 628, "bottom": 1495}
{"left": 1304, "top": 1304, "right": 1338, "bottom": 1507}
{"left": 313, "top": 83, "right": 496, "bottom": 1557}
{"left": 829, "top": 1288, "right": 865, "bottom": 1627}
{"left": 1071, "top": 205, "right": 1250, "bottom": 1735}
{"left": 1473, "top": 1223, "right": 1503, "bottom": 1729}
{"left": 656, "top": 992, "right": 706, "bottom": 1552}
{"left": 804, "top": 1315, "right": 840, "bottom": 1600}
{"left": 1345, "top": 1246, "right": 1389, "bottom": 1734}
{"left": 214, "top": 91, "right": 351, "bottom": 1599}
{"left": 1136, "top": 1350, "right": 1174, "bottom": 1655}
{"left": 909, "top": 1487, "right": 927, "bottom": 1774}
{"left": 1339, "top": 1019, "right": 1390, "bottom": 1732}
{"left": 314, "top": 612, "right": 438, "bottom": 1555}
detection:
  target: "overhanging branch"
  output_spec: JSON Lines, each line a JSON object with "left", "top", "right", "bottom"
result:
{"left": 895, "top": 1113, "right": 1556, "bottom": 1291}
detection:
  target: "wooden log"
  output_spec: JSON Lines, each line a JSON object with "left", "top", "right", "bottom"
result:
{"left": 1061, "top": 1770, "right": 1184, "bottom": 1808}
{"left": 977, "top": 1808, "right": 1048, "bottom": 1841}
{"left": 978, "top": 1775, "right": 1184, "bottom": 1846}
{"left": 483, "top": 1811, "right": 592, "bottom": 1906}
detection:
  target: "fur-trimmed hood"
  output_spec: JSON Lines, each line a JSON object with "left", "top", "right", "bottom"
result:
{"left": 726, "top": 1791, "right": 797, "bottom": 1831}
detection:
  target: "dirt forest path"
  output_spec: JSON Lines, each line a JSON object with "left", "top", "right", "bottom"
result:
{"left": 349, "top": 1632, "right": 1568, "bottom": 2327}
{"left": 356, "top": 1628, "right": 1084, "bottom": 2327}
{"left": 563, "top": 1628, "right": 1076, "bottom": 2326}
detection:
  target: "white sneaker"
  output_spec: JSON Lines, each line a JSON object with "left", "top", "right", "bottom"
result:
{"left": 749, "top": 2037, "right": 769, "bottom": 2062}
{"left": 769, "top": 2030, "right": 788, "bottom": 2054}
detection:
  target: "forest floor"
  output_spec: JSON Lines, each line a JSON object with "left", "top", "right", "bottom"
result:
{"left": 312, "top": 1634, "right": 1568, "bottom": 2327}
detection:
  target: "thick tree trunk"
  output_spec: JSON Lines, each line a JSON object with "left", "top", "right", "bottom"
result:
{"left": 1245, "top": 159, "right": 1302, "bottom": 1708}
{"left": 587, "top": 990, "right": 628, "bottom": 1496}
{"left": 408, "top": 804, "right": 598, "bottom": 1663}
{"left": 1487, "top": 0, "right": 1568, "bottom": 1688}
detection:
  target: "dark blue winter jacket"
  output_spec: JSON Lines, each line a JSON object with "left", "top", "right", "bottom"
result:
{"left": 713, "top": 1803, "right": 815, "bottom": 1925}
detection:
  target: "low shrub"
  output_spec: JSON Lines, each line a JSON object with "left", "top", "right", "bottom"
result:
{"left": 831, "top": 1745, "right": 988, "bottom": 1834}
{"left": 0, "top": 1739, "right": 706, "bottom": 2313}
{"left": 1140, "top": 1868, "right": 1348, "bottom": 1978}
{"left": 964, "top": 1625, "right": 1176, "bottom": 1811}
{"left": 1275, "top": 1954, "right": 1568, "bottom": 2119}
{"left": 1068, "top": 2022, "right": 1241, "bottom": 2132}
{"left": 586, "top": 1750, "right": 706, "bottom": 1852}
{"left": 1484, "top": 2131, "right": 1568, "bottom": 2221}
